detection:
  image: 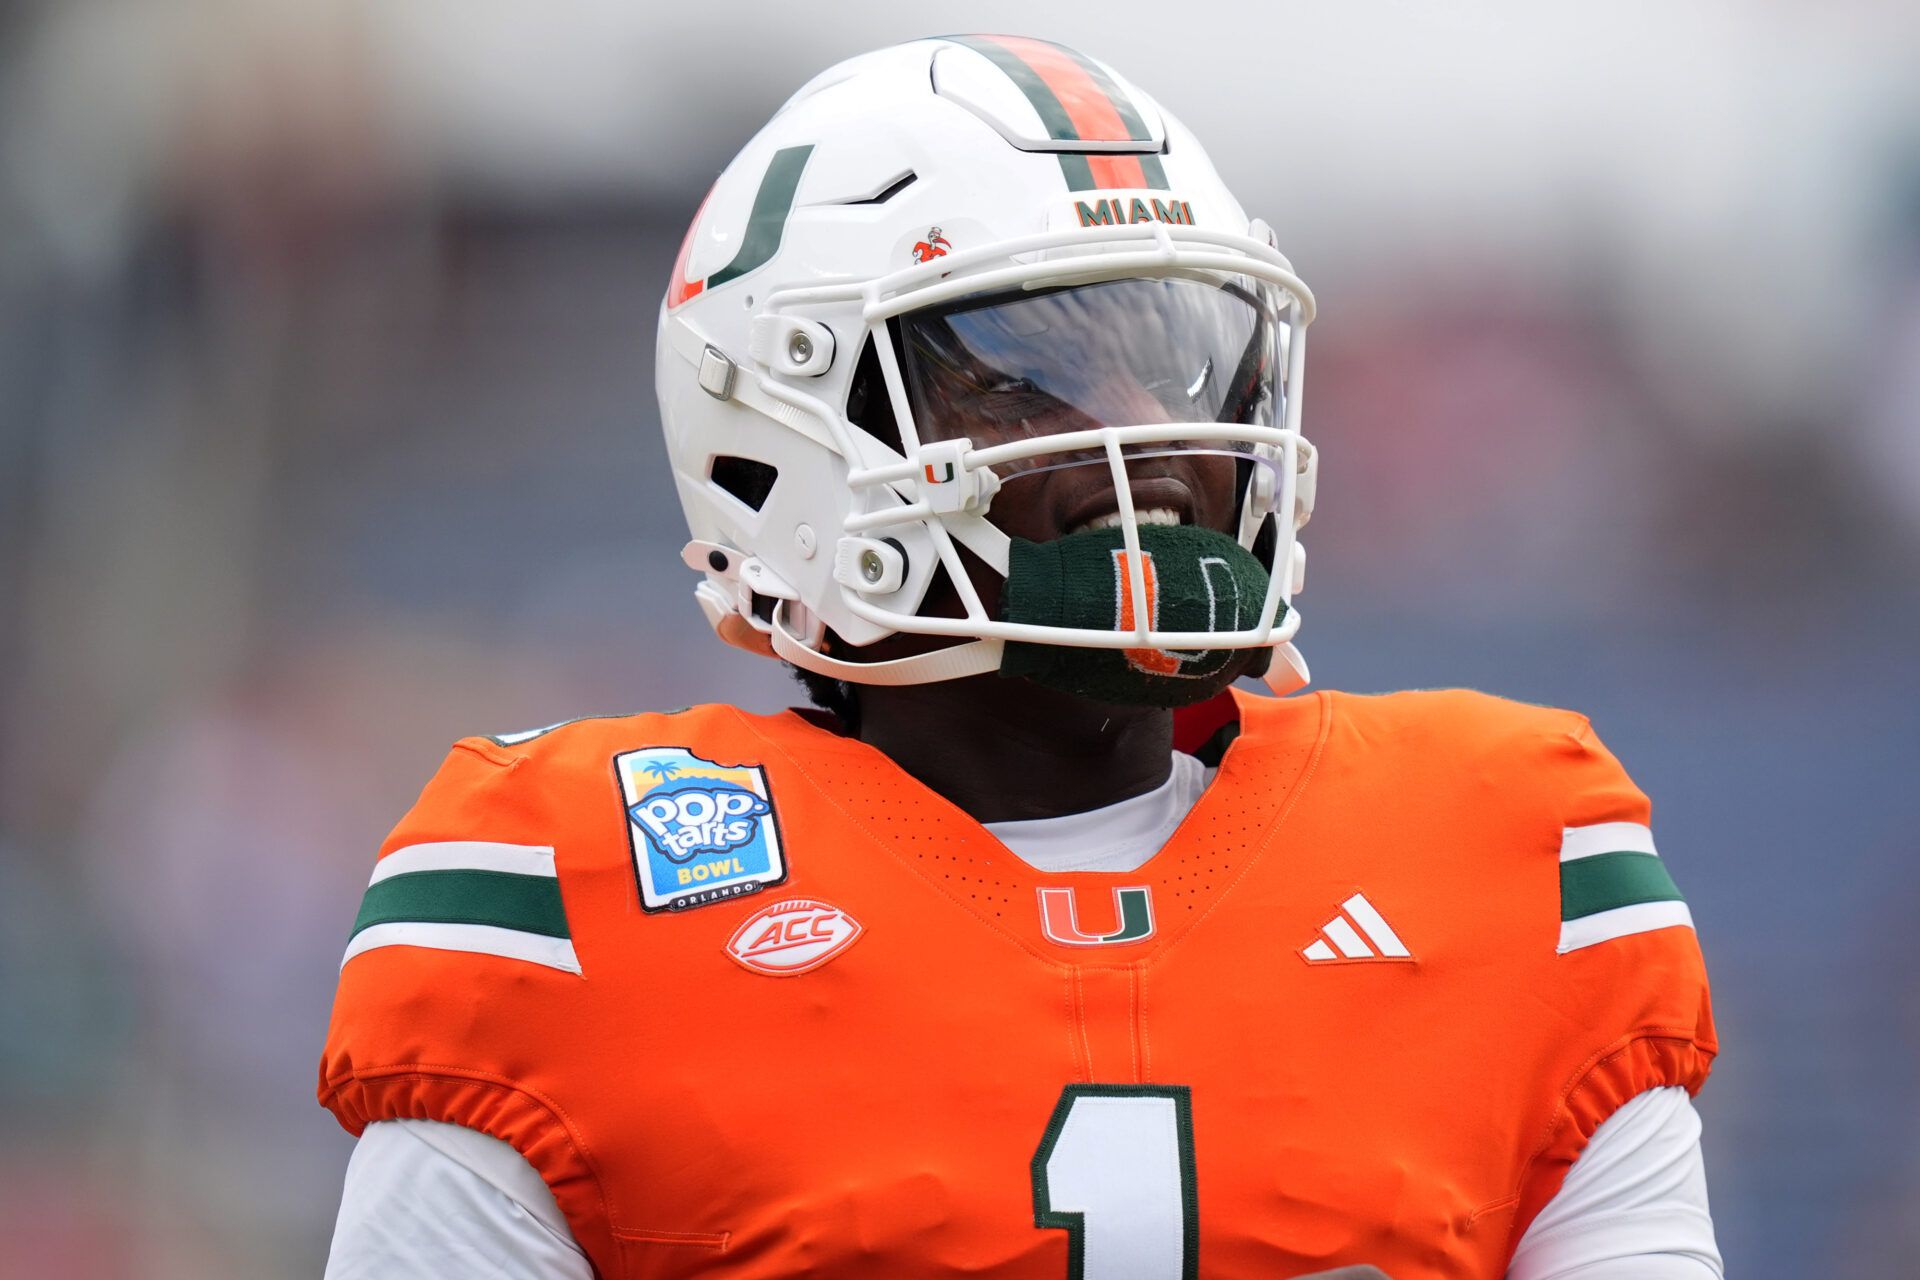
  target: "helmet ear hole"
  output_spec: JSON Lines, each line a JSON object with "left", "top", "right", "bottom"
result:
{"left": 710, "top": 455, "right": 779, "bottom": 511}
{"left": 845, "top": 334, "right": 903, "bottom": 456}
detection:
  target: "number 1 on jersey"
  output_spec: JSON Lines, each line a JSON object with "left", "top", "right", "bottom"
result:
{"left": 1031, "top": 1084, "right": 1199, "bottom": 1280}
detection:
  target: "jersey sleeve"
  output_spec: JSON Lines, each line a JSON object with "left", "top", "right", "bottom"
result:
{"left": 316, "top": 737, "right": 615, "bottom": 1272}
{"left": 1508, "top": 714, "right": 1719, "bottom": 1254}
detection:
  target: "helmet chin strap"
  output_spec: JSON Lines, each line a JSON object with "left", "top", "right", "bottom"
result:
{"left": 769, "top": 600, "right": 1007, "bottom": 685}
{"left": 771, "top": 598, "right": 1311, "bottom": 697}
{"left": 774, "top": 618, "right": 1310, "bottom": 707}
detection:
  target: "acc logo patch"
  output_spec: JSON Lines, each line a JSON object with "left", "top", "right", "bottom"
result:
{"left": 726, "top": 898, "right": 862, "bottom": 976}
{"left": 616, "top": 747, "right": 787, "bottom": 912}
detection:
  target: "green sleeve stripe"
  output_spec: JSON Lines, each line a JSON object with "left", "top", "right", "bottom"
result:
{"left": 351, "top": 869, "right": 570, "bottom": 940}
{"left": 1560, "top": 850, "right": 1684, "bottom": 921}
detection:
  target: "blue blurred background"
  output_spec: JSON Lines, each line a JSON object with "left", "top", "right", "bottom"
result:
{"left": 2, "top": 2, "right": 1917, "bottom": 1274}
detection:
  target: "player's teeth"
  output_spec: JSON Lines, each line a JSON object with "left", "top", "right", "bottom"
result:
{"left": 1069, "top": 507, "right": 1185, "bottom": 535}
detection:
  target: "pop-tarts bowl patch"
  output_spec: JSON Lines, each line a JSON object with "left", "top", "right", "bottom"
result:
{"left": 615, "top": 747, "right": 787, "bottom": 912}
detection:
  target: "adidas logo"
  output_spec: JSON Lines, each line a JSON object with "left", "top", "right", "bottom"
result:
{"left": 1300, "top": 893, "right": 1412, "bottom": 963}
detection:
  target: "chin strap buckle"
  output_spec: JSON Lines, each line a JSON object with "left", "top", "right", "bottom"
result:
{"left": 913, "top": 438, "right": 1000, "bottom": 515}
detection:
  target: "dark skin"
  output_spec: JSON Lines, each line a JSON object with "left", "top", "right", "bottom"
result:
{"left": 856, "top": 678, "right": 1176, "bottom": 823}
{"left": 849, "top": 373, "right": 1252, "bottom": 823}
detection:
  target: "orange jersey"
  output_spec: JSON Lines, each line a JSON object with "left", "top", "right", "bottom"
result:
{"left": 318, "top": 688, "right": 1715, "bottom": 1279}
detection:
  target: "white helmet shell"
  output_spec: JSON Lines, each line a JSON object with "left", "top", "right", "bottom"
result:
{"left": 656, "top": 35, "right": 1317, "bottom": 691}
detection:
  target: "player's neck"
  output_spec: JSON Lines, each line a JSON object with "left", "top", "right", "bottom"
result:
{"left": 855, "top": 678, "right": 1173, "bottom": 824}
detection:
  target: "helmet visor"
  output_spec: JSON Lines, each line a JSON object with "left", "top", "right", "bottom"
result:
{"left": 896, "top": 275, "right": 1282, "bottom": 456}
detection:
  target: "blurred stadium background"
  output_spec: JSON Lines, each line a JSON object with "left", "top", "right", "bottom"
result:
{"left": 2, "top": 1, "right": 1917, "bottom": 1275}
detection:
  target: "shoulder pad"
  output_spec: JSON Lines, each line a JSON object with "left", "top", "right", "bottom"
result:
{"left": 1331, "top": 687, "right": 1591, "bottom": 756}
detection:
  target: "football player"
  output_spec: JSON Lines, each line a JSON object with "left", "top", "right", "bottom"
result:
{"left": 320, "top": 36, "right": 1721, "bottom": 1279}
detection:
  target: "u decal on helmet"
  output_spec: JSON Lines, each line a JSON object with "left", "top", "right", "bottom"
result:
{"left": 667, "top": 144, "right": 815, "bottom": 309}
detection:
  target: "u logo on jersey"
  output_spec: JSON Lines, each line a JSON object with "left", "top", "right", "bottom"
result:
{"left": 1037, "top": 886, "right": 1155, "bottom": 946}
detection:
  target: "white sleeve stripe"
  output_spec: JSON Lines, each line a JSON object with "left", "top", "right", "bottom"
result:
{"left": 341, "top": 922, "right": 582, "bottom": 975}
{"left": 1557, "top": 901, "right": 1694, "bottom": 954}
{"left": 371, "top": 841, "right": 558, "bottom": 884}
{"left": 1559, "top": 822, "right": 1657, "bottom": 863}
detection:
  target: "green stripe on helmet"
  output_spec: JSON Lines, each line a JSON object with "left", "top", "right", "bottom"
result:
{"left": 1054, "top": 43, "right": 1155, "bottom": 142}
{"left": 944, "top": 37, "right": 1166, "bottom": 191}
{"left": 707, "top": 144, "right": 814, "bottom": 290}
{"left": 946, "top": 35, "right": 1083, "bottom": 141}
{"left": 943, "top": 36, "right": 1102, "bottom": 191}
{"left": 1050, "top": 53, "right": 1169, "bottom": 191}
{"left": 1056, "top": 153, "right": 1098, "bottom": 191}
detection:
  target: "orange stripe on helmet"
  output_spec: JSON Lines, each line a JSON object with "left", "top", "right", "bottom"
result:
{"left": 666, "top": 186, "right": 715, "bottom": 310}
{"left": 986, "top": 36, "right": 1152, "bottom": 189}
{"left": 1088, "top": 153, "right": 1150, "bottom": 189}
{"left": 991, "top": 37, "right": 1129, "bottom": 142}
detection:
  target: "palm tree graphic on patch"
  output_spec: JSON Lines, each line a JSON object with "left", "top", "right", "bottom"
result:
{"left": 626, "top": 749, "right": 771, "bottom": 864}
{"left": 641, "top": 759, "right": 683, "bottom": 785}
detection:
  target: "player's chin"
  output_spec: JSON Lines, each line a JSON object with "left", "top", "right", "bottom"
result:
{"left": 1001, "top": 641, "right": 1267, "bottom": 713}
{"left": 1001, "top": 670, "right": 1171, "bottom": 720}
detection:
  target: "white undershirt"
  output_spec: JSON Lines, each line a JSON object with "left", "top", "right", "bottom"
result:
{"left": 982, "top": 750, "right": 1214, "bottom": 872}
{"left": 326, "top": 756, "right": 1721, "bottom": 1279}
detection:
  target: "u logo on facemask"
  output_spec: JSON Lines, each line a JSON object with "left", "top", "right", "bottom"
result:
{"left": 1112, "top": 549, "right": 1237, "bottom": 677}
{"left": 1000, "top": 523, "right": 1274, "bottom": 708}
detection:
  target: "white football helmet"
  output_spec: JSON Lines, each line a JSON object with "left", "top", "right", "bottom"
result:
{"left": 655, "top": 35, "right": 1317, "bottom": 692}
